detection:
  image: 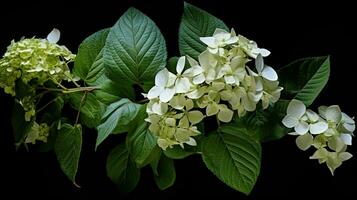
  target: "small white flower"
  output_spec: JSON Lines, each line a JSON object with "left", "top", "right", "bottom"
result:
{"left": 200, "top": 28, "right": 238, "bottom": 55}
{"left": 238, "top": 34, "right": 270, "bottom": 58}
{"left": 174, "top": 56, "right": 193, "bottom": 94}
{"left": 253, "top": 54, "right": 278, "bottom": 81}
{"left": 282, "top": 99, "right": 309, "bottom": 135}
{"left": 147, "top": 68, "right": 176, "bottom": 102}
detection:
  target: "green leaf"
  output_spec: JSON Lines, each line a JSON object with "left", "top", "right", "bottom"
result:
{"left": 39, "top": 96, "right": 64, "bottom": 124}
{"left": 94, "top": 79, "right": 135, "bottom": 105}
{"left": 106, "top": 143, "right": 140, "bottom": 193}
{"left": 240, "top": 100, "right": 289, "bottom": 142}
{"left": 127, "top": 123, "right": 158, "bottom": 167}
{"left": 68, "top": 92, "right": 105, "bottom": 128}
{"left": 104, "top": 7, "right": 167, "bottom": 89}
{"left": 73, "top": 28, "right": 109, "bottom": 86}
{"left": 163, "top": 145, "right": 196, "bottom": 159}
{"left": 54, "top": 123, "right": 82, "bottom": 184}
{"left": 96, "top": 98, "right": 141, "bottom": 148}
{"left": 153, "top": 155, "right": 176, "bottom": 190}
{"left": 201, "top": 125, "right": 261, "bottom": 195}
{"left": 12, "top": 102, "right": 34, "bottom": 149}
{"left": 179, "top": 2, "right": 228, "bottom": 59}
{"left": 278, "top": 56, "right": 330, "bottom": 106}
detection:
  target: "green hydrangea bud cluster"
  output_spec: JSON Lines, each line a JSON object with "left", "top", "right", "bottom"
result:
{"left": 146, "top": 28, "right": 283, "bottom": 150}
{"left": 0, "top": 29, "right": 75, "bottom": 122}
{"left": 282, "top": 99, "right": 355, "bottom": 174}
{"left": 0, "top": 32, "right": 75, "bottom": 96}
{"left": 25, "top": 122, "right": 50, "bottom": 144}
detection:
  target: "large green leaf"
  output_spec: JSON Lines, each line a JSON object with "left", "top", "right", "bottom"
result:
{"left": 104, "top": 8, "right": 167, "bottom": 90}
{"left": 68, "top": 92, "right": 105, "bottom": 128}
{"left": 96, "top": 98, "right": 141, "bottom": 148}
{"left": 201, "top": 125, "right": 261, "bottom": 195}
{"left": 106, "top": 144, "right": 140, "bottom": 193}
{"left": 179, "top": 2, "right": 228, "bottom": 59}
{"left": 127, "top": 122, "right": 158, "bottom": 167}
{"left": 73, "top": 28, "right": 109, "bottom": 86}
{"left": 153, "top": 155, "right": 176, "bottom": 190}
{"left": 278, "top": 56, "right": 330, "bottom": 106}
{"left": 54, "top": 123, "right": 82, "bottom": 184}
{"left": 94, "top": 79, "right": 135, "bottom": 105}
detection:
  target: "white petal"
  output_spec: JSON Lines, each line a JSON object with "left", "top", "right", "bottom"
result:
{"left": 157, "top": 139, "right": 169, "bottom": 150}
{"left": 185, "top": 137, "right": 197, "bottom": 146}
{"left": 318, "top": 106, "right": 328, "bottom": 119}
{"left": 206, "top": 103, "right": 219, "bottom": 116}
{"left": 175, "top": 77, "right": 191, "bottom": 93}
{"left": 255, "top": 77, "right": 263, "bottom": 92}
{"left": 224, "top": 75, "right": 235, "bottom": 84}
{"left": 310, "top": 148, "right": 328, "bottom": 160}
{"left": 342, "top": 112, "right": 355, "bottom": 124}
{"left": 295, "top": 133, "right": 313, "bottom": 151}
{"left": 282, "top": 115, "right": 299, "bottom": 128}
{"left": 200, "top": 37, "right": 217, "bottom": 48}
{"left": 258, "top": 48, "right": 271, "bottom": 57}
{"left": 169, "top": 95, "right": 185, "bottom": 110}
{"left": 294, "top": 121, "right": 309, "bottom": 135}
{"left": 261, "top": 66, "right": 278, "bottom": 81}
{"left": 47, "top": 28, "right": 60, "bottom": 43}
{"left": 339, "top": 152, "right": 353, "bottom": 161}
{"left": 188, "top": 111, "right": 204, "bottom": 124}
{"left": 325, "top": 105, "right": 342, "bottom": 122}
{"left": 185, "top": 99, "right": 194, "bottom": 111}
{"left": 306, "top": 109, "right": 319, "bottom": 122}
{"left": 287, "top": 99, "right": 306, "bottom": 118}
{"left": 309, "top": 121, "right": 328, "bottom": 135}
{"left": 147, "top": 86, "right": 164, "bottom": 99}
{"left": 328, "top": 136, "right": 345, "bottom": 152}
{"left": 218, "top": 108, "right": 234, "bottom": 123}
{"left": 178, "top": 116, "right": 189, "bottom": 128}
{"left": 255, "top": 54, "right": 264, "bottom": 73}
{"left": 186, "top": 55, "right": 198, "bottom": 66}
{"left": 152, "top": 101, "right": 168, "bottom": 115}
{"left": 159, "top": 87, "right": 175, "bottom": 102}
{"left": 193, "top": 74, "right": 205, "bottom": 84}
{"left": 155, "top": 68, "right": 169, "bottom": 86}
{"left": 176, "top": 56, "right": 186, "bottom": 74}
{"left": 342, "top": 123, "right": 355, "bottom": 133}
{"left": 340, "top": 134, "right": 352, "bottom": 145}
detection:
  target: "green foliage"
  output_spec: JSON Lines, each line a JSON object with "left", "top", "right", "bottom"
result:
{"left": 104, "top": 7, "right": 167, "bottom": 91}
{"left": 96, "top": 98, "right": 141, "bottom": 148}
{"left": 73, "top": 28, "right": 109, "bottom": 86}
{"left": 153, "top": 155, "right": 176, "bottom": 190}
{"left": 279, "top": 56, "right": 330, "bottom": 106}
{"left": 106, "top": 143, "right": 140, "bottom": 193}
{"left": 68, "top": 92, "right": 105, "bottom": 128}
{"left": 54, "top": 123, "right": 82, "bottom": 184}
{"left": 202, "top": 125, "right": 261, "bottom": 195}
{"left": 179, "top": 2, "right": 228, "bottom": 59}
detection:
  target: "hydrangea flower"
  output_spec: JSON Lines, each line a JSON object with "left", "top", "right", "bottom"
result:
{"left": 0, "top": 29, "right": 75, "bottom": 96}
{"left": 146, "top": 28, "right": 282, "bottom": 150}
{"left": 200, "top": 28, "right": 238, "bottom": 55}
{"left": 282, "top": 99, "right": 355, "bottom": 175}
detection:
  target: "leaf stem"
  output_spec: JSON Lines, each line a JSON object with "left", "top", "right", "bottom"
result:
{"left": 75, "top": 92, "right": 87, "bottom": 125}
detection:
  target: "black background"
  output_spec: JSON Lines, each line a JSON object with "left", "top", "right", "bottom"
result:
{"left": 1, "top": 0, "right": 356, "bottom": 199}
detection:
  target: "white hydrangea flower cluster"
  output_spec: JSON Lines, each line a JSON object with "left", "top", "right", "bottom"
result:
{"left": 282, "top": 99, "right": 355, "bottom": 175}
{"left": 146, "top": 28, "right": 283, "bottom": 150}
{"left": 0, "top": 29, "right": 75, "bottom": 121}
{"left": 0, "top": 29, "right": 75, "bottom": 96}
